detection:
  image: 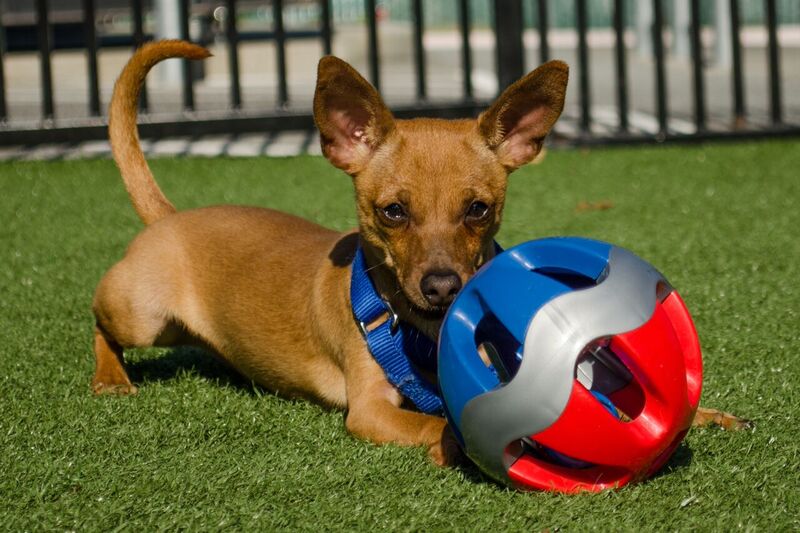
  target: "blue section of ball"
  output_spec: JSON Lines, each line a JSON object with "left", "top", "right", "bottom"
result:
{"left": 438, "top": 237, "right": 613, "bottom": 441}
{"left": 589, "top": 390, "right": 620, "bottom": 418}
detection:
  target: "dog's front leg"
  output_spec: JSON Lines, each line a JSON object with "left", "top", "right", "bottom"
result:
{"left": 342, "top": 347, "right": 460, "bottom": 466}
{"left": 692, "top": 406, "right": 751, "bottom": 430}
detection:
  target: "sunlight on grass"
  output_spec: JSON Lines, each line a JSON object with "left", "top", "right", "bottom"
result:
{"left": 0, "top": 141, "right": 798, "bottom": 530}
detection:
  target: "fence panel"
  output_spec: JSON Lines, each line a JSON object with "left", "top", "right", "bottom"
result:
{"left": 0, "top": 0, "right": 797, "bottom": 147}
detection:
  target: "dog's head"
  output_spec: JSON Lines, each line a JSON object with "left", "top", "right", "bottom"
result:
{"left": 314, "top": 58, "right": 568, "bottom": 328}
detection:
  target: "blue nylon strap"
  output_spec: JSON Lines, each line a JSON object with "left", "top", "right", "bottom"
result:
{"left": 350, "top": 248, "right": 387, "bottom": 327}
{"left": 350, "top": 246, "right": 443, "bottom": 414}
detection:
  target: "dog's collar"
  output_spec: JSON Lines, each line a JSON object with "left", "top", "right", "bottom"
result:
{"left": 349, "top": 242, "right": 504, "bottom": 414}
{"left": 350, "top": 246, "right": 443, "bottom": 414}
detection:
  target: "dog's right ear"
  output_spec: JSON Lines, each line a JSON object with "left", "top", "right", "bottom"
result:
{"left": 313, "top": 56, "right": 395, "bottom": 175}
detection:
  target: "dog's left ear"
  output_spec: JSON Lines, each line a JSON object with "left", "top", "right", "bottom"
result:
{"left": 314, "top": 56, "right": 395, "bottom": 175}
{"left": 478, "top": 61, "right": 568, "bottom": 171}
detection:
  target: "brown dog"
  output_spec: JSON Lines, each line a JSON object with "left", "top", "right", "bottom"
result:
{"left": 92, "top": 41, "right": 746, "bottom": 468}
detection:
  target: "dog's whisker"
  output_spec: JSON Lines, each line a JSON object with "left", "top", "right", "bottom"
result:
{"left": 364, "top": 260, "right": 388, "bottom": 274}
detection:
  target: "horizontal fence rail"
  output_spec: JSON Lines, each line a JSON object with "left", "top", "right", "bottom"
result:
{"left": 0, "top": 0, "right": 798, "bottom": 149}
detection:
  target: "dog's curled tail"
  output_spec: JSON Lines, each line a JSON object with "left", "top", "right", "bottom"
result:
{"left": 109, "top": 40, "right": 211, "bottom": 225}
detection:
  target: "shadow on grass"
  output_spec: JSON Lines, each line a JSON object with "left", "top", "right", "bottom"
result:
{"left": 650, "top": 442, "right": 694, "bottom": 480}
{"left": 123, "top": 346, "right": 340, "bottom": 413}
{"left": 454, "top": 459, "right": 503, "bottom": 488}
{"left": 126, "top": 346, "right": 254, "bottom": 392}
{"left": 451, "top": 441, "right": 695, "bottom": 492}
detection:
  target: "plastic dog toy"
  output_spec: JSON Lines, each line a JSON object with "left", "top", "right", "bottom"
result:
{"left": 438, "top": 237, "right": 702, "bottom": 492}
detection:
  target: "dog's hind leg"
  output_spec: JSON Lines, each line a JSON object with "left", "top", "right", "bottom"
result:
{"left": 92, "top": 325, "right": 137, "bottom": 395}
{"left": 90, "top": 257, "right": 178, "bottom": 395}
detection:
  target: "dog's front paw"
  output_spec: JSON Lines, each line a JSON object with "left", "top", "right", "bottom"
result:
{"left": 92, "top": 381, "right": 138, "bottom": 396}
{"left": 693, "top": 407, "right": 752, "bottom": 431}
{"left": 428, "top": 424, "right": 465, "bottom": 467}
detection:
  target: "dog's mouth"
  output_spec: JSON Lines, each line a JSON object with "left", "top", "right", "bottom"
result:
{"left": 399, "top": 286, "right": 453, "bottom": 321}
{"left": 408, "top": 301, "right": 450, "bottom": 321}
{"left": 389, "top": 262, "right": 470, "bottom": 323}
{"left": 398, "top": 271, "right": 471, "bottom": 323}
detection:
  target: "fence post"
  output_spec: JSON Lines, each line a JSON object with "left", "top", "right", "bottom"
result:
{"left": 36, "top": 0, "right": 54, "bottom": 120}
{"left": 365, "top": 0, "right": 380, "bottom": 92}
{"left": 154, "top": 0, "right": 182, "bottom": 86}
{"left": 83, "top": 0, "right": 100, "bottom": 117}
{"left": 765, "top": 0, "right": 782, "bottom": 124}
{"left": 537, "top": 0, "right": 549, "bottom": 64}
{"left": 0, "top": 0, "right": 8, "bottom": 121}
{"left": 576, "top": 0, "right": 590, "bottom": 134}
{"left": 714, "top": 0, "right": 732, "bottom": 67}
{"left": 458, "top": 0, "right": 473, "bottom": 99}
{"left": 635, "top": 1, "right": 652, "bottom": 57}
{"left": 729, "top": 0, "right": 745, "bottom": 126}
{"left": 493, "top": 0, "right": 524, "bottom": 92}
{"left": 652, "top": 0, "right": 668, "bottom": 136}
{"left": 673, "top": 0, "right": 690, "bottom": 60}
{"left": 132, "top": 0, "right": 149, "bottom": 111}
{"left": 690, "top": 0, "right": 706, "bottom": 131}
{"left": 613, "top": 0, "right": 628, "bottom": 132}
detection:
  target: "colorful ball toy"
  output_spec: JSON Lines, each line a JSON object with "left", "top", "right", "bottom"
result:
{"left": 438, "top": 237, "right": 703, "bottom": 492}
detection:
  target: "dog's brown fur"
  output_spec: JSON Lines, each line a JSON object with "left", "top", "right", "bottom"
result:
{"left": 92, "top": 41, "right": 747, "bottom": 468}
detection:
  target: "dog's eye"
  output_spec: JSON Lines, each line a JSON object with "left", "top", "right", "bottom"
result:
{"left": 380, "top": 203, "right": 408, "bottom": 224}
{"left": 466, "top": 201, "right": 490, "bottom": 221}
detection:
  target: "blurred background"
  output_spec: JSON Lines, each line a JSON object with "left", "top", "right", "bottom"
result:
{"left": 0, "top": 0, "right": 797, "bottom": 149}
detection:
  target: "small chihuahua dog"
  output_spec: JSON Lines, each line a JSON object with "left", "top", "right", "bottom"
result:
{"left": 92, "top": 41, "right": 745, "bottom": 467}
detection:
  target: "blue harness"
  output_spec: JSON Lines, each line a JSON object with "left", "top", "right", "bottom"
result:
{"left": 350, "top": 246, "right": 444, "bottom": 414}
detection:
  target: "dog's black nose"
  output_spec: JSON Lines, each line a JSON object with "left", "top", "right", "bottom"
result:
{"left": 420, "top": 270, "right": 462, "bottom": 307}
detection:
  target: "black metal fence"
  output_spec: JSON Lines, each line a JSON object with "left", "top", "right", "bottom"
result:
{"left": 0, "top": 0, "right": 797, "bottom": 147}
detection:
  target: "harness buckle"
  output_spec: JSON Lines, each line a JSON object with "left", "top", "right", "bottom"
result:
{"left": 357, "top": 299, "right": 400, "bottom": 338}
{"left": 384, "top": 299, "right": 400, "bottom": 331}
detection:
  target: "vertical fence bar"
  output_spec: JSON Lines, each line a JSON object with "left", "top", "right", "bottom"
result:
{"left": 729, "top": 0, "right": 745, "bottom": 126}
{"left": 132, "top": 0, "right": 148, "bottom": 112}
{"left": 576, "top": 0, "right": 590, "bottom": 133}
{"left": 83, "top": 0, "right": 101, "bottom": 117}
{"left": 458, "top": 0, "right": 473, "bottom": 99}
{"left": 226, "top": 0, "right": 242, "bottom": 109}
{"left": 0, "top": 4, "right": 7, "bottom": 122}
{"left": 493, "top": 0, "right": 524, "bottom": 92}
{"left": 412, "top": 0, "right": 426, "bottom": 100}
{"left": 652, "top": 0, "right": 668, "bottom": 135}
{"left": 178, "top": 0, "right": 195, "bottom": 111}
{"left": 689, "top": 0, "right": 705, "bottom": 130}
{"left": 537, "top": 0, "right": 549, "bottom": 64}
{"left": 689, "top": 0, "right": 706, "bottom": 131}
{"left": 365, "top": 0, "right": 380, "bottom": 91}
{"left": 274, "top": 0, "right": 288, "bottom": 106}
{"left": 320, "top": 0, "right": 333, "bottom": 56}
{"left": 613, "top": 0, "right": 628, "bottom": 132}
{"left": 36, "top": 0, "right": 54, "bottom": 120}
{"left": 765, "top": 0, "right": 782, "bottom": 125}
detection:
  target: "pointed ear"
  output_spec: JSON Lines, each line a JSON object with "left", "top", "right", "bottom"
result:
{"left": 313, "top": 56, "right": 395, "bottom": 175}
{"left": 478, "top": 60, "right": 569, "bottom": 171}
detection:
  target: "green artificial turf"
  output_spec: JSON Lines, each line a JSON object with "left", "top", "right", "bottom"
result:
{"left": 1, "top": 140, "right": 798, "bottom": 530}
